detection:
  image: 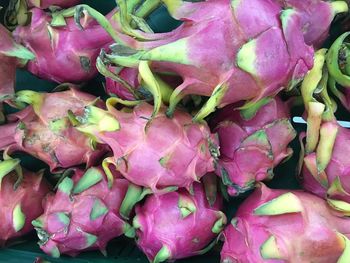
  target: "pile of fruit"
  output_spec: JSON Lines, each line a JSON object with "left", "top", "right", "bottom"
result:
{"left": 2, "top": 0, "right": 350, "bottom": 262}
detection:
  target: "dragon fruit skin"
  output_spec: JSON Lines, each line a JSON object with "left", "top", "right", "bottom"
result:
{"left": 104, "top": 66, "right": 182, "bottom": 101}
{"left": 0, "top": 159, "right": 51, "bottom": 246}
{"left": 279, "top": 0, "right": 347, "bottom": 47}
{"left": 75, "top": 100, "right": 219, "bottom": 193}
{"left": 27, "top": 0, "right": 80, "bottom": 9}
{"left": 0, "top": 88, "right": 107, "bottom": 173}
{"left": 301, "top": 121, "right": 350, "bottom": 212}
{"left": 221, "top": 184, "right": 350, "bottom": 263}
{"left": 105, "top": 67, "right": 141, "bottom": 100}
{"left": 89, "top": 0, "right": 347, "bottom": 119}
{"left": 33, "top": 167, "right": 134, "bottom": 257}
{"left": 297, "top": 46, "right": 350, "bottom": 215}
{"left": 133, "top": 183, "right": 226, "bottom": 262}
{"left": 13, "top": 8, "right": 116, "bottom": 84}
{"left": 212, "top": 97, "right": 296, "bottom": 196}
{"left": 0, "top": 24, "right": 34, "bottom": 101}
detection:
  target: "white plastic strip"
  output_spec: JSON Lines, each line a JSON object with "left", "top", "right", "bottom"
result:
{"left": 293, "top": 117, "right": 350, "bottom": 128}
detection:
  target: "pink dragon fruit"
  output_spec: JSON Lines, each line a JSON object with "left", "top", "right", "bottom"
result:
{"left": 4, "top": 0, "right": 81, "bottom": 30}
{"left": 221, "top": 184, "right": 350, "bottom": 263}
{"left": 104, "top": 66, "right": 181, "bottom": 102}
{"left": 133, "top": 182, "right": 226, "bottom": 263}
{"left": 327, "top": 32, "right": 350, "bottom": 110}
{"left": 78, "top": 0, "right": 347, "bottom": 120}
{"left": 282, "top": 0, "right": 349, "bottom": 48}
{"left": 211, "top": 97, "right": 296, "bottom": 196}
{"left": 0, "top": 158, "right": 50, "bottom": 246}
{"left": 74, "top": 98, "right": 219, "bottom": 193}
{"left": 0, "top": 23, "right": 35, "bottom": 106}
{"left": 105, "top": 67, "right": 141, "bottom": 100}
{"left": 0, "top": 88, "right": 108, "bottom": 173}
{"left": 12, "top": 7, "right": 117, "bottom": 83}
{"left": 32, "top": 166, "right": 138, "bottom": 257}
{"left": 301, "top": 120, "right": 350, "bottom": 215}
{"left": 12, "top": 0, "right": 169, "bottom": 84}
{"left": 297, "top": 48, "right": 350, "bottom": 215}
{"left": 27, "top": 0, "right": 80, "bottom": 9}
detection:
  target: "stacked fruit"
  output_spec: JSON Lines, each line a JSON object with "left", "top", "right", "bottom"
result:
{"left": 2, "top": 0, "right": 350, "bottom": 262}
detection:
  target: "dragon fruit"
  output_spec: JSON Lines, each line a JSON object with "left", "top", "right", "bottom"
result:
{"left": 327, "top": 32, "right": 350, "bottom": 110}
{"left": 221, "top": 184, "right": 350, "bottom": 262}
{"left": 0, "top": 158, "right": 50, "bottom": 246}
{"left": 5, "top": 0, "right": 81, "bottom": 31}
{"left": 11, "top": 7, "right": 117, "bottom": 83}
{"left": 104, "top": 66, "right": 180, "bottom": 102}
{"left": 74, "top": 98, "right": 219, "bottom": 192}
{"left": 32, "top": 166, "right": 138, "bottom": 257}
{"left": 27, "top": 0, "right": 80, "bottom": 8}
{"left": 133, "top": 182, "right": 226, "bottom": 263}
{"left": 0, "top": 88, "right": 107, "bottom": 173}
{"left": 105, "top": 67, "right": 141, "bottom": 100}
{"left": 77, "top": 0, "right": 347, "bottom": 120}
{"left": 12, "top": 0, "right": 169, "bottom": 84}
{"left": 301, "top": 120, "right": 350, "bottom": 215}
{"left": 211, "top": 97, "right": 296, "bottom": 196}
{"left": 298, "top": 48, "right": 350, "bottom": 214}
{"left": 0, "top": 23, "right": 35, "bottom": 106}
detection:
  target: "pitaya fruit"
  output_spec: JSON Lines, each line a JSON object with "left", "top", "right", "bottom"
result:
{"left": 0, "top": 88, "right": 108, "bottom": 173}
{"left": 11, "top": 7, "right": 117, "bottom": 83}
{"left": 133, "top": 182, "right": 226, "bottom": 263}
{"left": 298, "top": 48, "right": 350, "bottom": 215}
{"left": 104, "top": 65, "right": 180, "bottom": 103}
{"left": 221, "top": 184, "right": 350, "bottom": 263}
{"left": 5, "top": 0, "right": 80, "bottom": 31}
{"left": 301, "top": 119, "right": 350, "bottom": 215}
{"left": 74, "top": 98, "right": 219, "bottom": 192}
{"left": 27, "top": 0, "right": 80, "bottom": 8}
{"left": 211, "top": 97, "right": 296, "bottom": 196}
{"left": 327, "top": 32, "right": 350, "bottom": 110}
{"left": 12, "top": 0, "right": 169, "bottom": 84}
{"left": 0, "top": 158, "right": 50, "bottom": 246}
{"left": 105, "top": 66, "right": 141, "bottom": 100}
{"left": 77, "top": 0, "right": 347, "bottom": 120}
{"left": 32, "top": 166, "right": 138, "bottom": 257}
{"left": 0, "top": 23, "right": 35, "bottom": 114}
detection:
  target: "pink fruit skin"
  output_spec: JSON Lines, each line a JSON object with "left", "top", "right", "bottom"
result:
{"left": 134, "top": 183, "right": 225, "bottom": 262}
{"left": 27, "top": 0, "right": 80, "bottom": 9}
{"left": 0, "top": 168, "right": 50, "bottom": 246}
{"left": 212, "top": 97, "right": 296, "bottom": 196}
{"left": 105, "top": 67, "right": 140, "bottom": 100}
{"left": 13, "top": 8, "right": 116, "bottom": 83}
{"left": 0, "top": 24, "right": 24, "bottom": 99}
{"left": 0, "top": 56, "right": 17, "bottom": 101}
{"left": 105, "top": 67, "right": 181, "bottom": 101}
{"left": 221, "top": 184, "right": 350, "bottom": 263}
{"left": 0, "top": 88, "right": 108, "bottom": 173}
{"left": 35, "top": 167, "right": 130, "bottom": 257}
{"left": 302, "top": 123, "right": 350, "bottom": 204}
{"left": 108, "top": 0, "right": 342, "bottom": 112}
{"left": 94, "top": 102, "right": 218, "bottom": 192}
{"left": 278, "top": 0, "right": 341, "bottom": 47}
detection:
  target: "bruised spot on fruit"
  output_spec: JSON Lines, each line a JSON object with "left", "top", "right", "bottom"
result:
{"left": 25, "top": 134, "right": 40, "bottom": 145}
{"left": 192, "top": 237, "right": 200, "bottom": 244}
{"left": 42, "top": 143, "right": 51, "bottom": 153}
{"left": 80, "top": 56, "right": 91, "bottom": 72}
